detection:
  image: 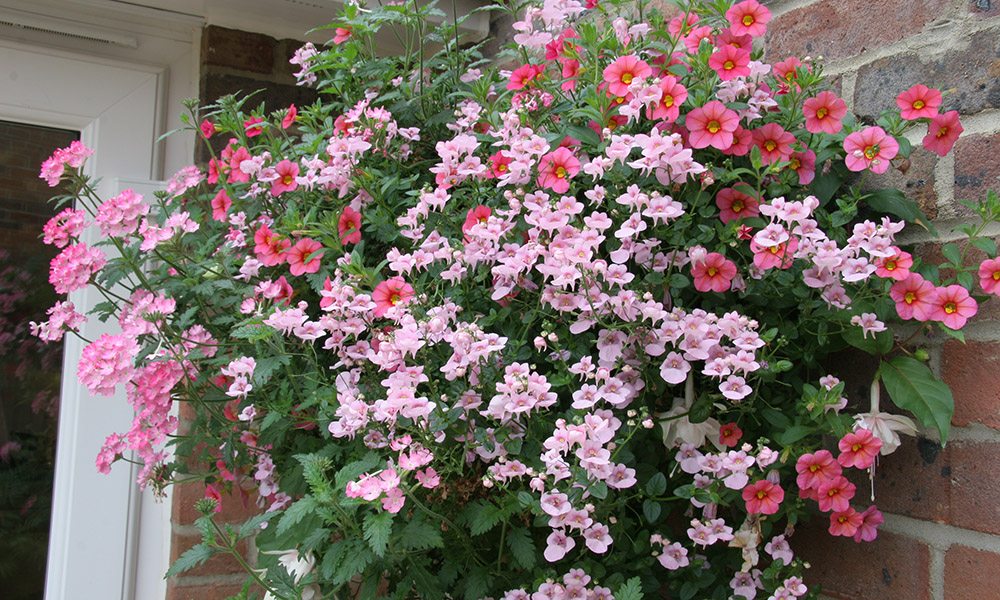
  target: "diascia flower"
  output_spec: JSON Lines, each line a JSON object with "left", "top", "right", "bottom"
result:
{"left": 843, "top": 126, "right": 898, "bottom": 174}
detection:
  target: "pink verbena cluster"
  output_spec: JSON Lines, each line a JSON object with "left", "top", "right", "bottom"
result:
{"left": 38, "top": 140, "right": 93, "bottom": 187}
{"left": 77, "top": 333, "right": 139, "bottom": 396}
{"left": 49, "top": 243, "right": 106, "bottom": 294}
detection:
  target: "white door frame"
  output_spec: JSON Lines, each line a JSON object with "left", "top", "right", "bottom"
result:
{"left": 0, "top": 19, "right": 197, "bottom": 600}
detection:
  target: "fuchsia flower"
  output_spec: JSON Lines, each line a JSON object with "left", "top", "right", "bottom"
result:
{"left": 742, "top": 480, "right": 784, "bottom": 515}
{"left": 896, "top": 84, "right": 942, "bottom": 120}
{"left": 980, "top": 257, "right": 1000, "bottom": 294}
{"left": 338, "top": 206, "right": 362, "bottom": 244}
{"left": 691, "top": 252, "right": 737, "bottom": 292}
{"left": 372, "top": 276, "right": 415, "bottom": 317}
{"left": 844, "top": 126, "right": 898, "bottom": 174}
{"left": 838, "top": 428, "right": 882, "bottom": 469}
{"left": 686, "top": 100, "right": 740, "bottom": 150}
{"left": 537, "top": 147, "right": 580, "bottom": 193}
{"left": 602, "top": 55, "right": 652, "bottom": 97}
{"left": 929, "top": 284, "right": 977, "bottom": 330}
{"left": 725, "top": 0, "right": 771, "bottom": 37}
{"left": 923, "top": 111, "right": 963, "bottom": 156}
{"left": 802, "top": 91, "right": 847, "bottom": 134}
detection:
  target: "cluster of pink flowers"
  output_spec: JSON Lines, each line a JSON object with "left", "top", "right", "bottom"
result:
{"left": 77, "top": 333, "right": 140, "bottom": 396}
{"left": 38, "top": 140, "right": 93, "bottom": 186}
{"left": 95, "top": 189, "right": 150, "bottom": 238}
{"left": 49, "top": 243, "right": 107, "bottom": 294}
{"left": 42, "top": 207, "right": 89, "bottom": 247}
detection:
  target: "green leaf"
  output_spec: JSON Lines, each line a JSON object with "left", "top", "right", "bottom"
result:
{"left": 363, "top": 511, "right": 393, "bottom": 557}
{"left": 320, "top": 541, "right": 349, "bottom": 579}
{"left": 333, "top": 541, "right": 374, "bottom": 584}
{"left": 166, "top": 543, "right": 216, "bottom": 577}
{"left": 972, "top": 236, "right": 998, "bottom": 258}
{"left": 238, "top": 511, "right": 279, "bottom": 538}
{"left": 941, "top": 243, "right": 962, "bottom": 268}
{"left": 400, "top": 519, "right": 443, "bottom": 551}
{"left": 615, "top": 576, "right": 644, "bottom": 600}
{"left": 645, "top": 472, "right": 666, "bottom": 496}
{"left": 864, "top": 188, "right": 938, "bottom": 236}
{"left": 642, "top": 499, "right": 662, "bottom": 524}
{"left": 879, "top": 356, "right": 954, "bottom": 444}
{"left": 506, "top": 526, "right": 537, "bottom": 570}
{"left": 938, "top": 321, "right": 966, "bottom": 343}
{"left": 467, "top": 500, "right": 504, "bottom": 536}
{"left": 277, "top": 496, "right": 319, "bottom": 536}
{"left": 230, "top": 323, "right": 274, "bottom": 341}
{"left": 776, "top": 425, "right": 812, "bottom": 445}
{"left": 843, "top": 323, "right": 893, "bottom": 355}
{"left": 410, "top": 562, "right": 444, "bottom": 600}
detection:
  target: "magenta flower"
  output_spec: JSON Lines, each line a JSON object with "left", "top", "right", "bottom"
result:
{"left": 372, "top": 276, "right": 415, "bottom": 317}
{"left": 890, "top": 273, "right": 937, "bottom": 321}
{"left": 271, "top": 159, "right": 300, "bottom": 196}
{"left": 929, "top": 284, "right": 977, "bottom": 330}
{"left": 49, "top": 243, "right": 107, "bottom": 294}
{"left": 844, "top": 126, "right": 898, "bottom": 174}
{"left": 725, "top": 0, "right": 771, "bottom": 37}
{"left": 686, "top": 100, "right": 740, "bottom": 150}
{"left": 211, "top": 189, "right": 232, "bottom": 222}
{"left": 286, "top": 238, "right": 323, "bottom": 276}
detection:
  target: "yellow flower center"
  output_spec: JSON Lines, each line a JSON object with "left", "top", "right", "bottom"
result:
{"left": 944, "top": 302, "right": 957, "bottom": 314}
{"left": 864, "top": 145, "right": 878, "bottom": 160}
{"left": 621, "top": 73, "right": 633, "bottom": 84}
{"left": 742, "top": 15, "right": 754, "bottom": 26}
{"left": 498, "top": 164, "right": 507, "bottom": 172}
{"left": 707, "top": 267, "right": 718, "bottom": 276}
{"left": 724, "top": 60, "right": 735, "bottom": 70}
{"left": 663, "top": 96, "right": 674, "bottom": 107}
{"left": 282, "top": 174, "right": 294, "bottom": 185}
{"left": 555, "top": 166, "right": 567, "bottom": 178}
{"left": 790, "top": 157, "right": 801, "bottom": 169}
{"left": 905, "top": 292, "right": 916, "bottom": 304}
{"left": 707, "top": 120, "right": 721, "bottom": 133}
{"left": 937, "top": 127, "right": 949, "bottom": 138}
{"left": 732, "top": 200, "right": 744, "bottom": 212}
{"left": 764, "top": 140, "right": 777, "bottom": 151}
{"left": 913, "top": 100, "right": 925, "bottom": 109}
{"left": 757, "top": 490, "right": 767, "bottom": 499}
{"left": 816, "top": 107, "right": 828, "bottom": 119}
{"left": 994, "top": 271, "right": 1000, "bottom": 281}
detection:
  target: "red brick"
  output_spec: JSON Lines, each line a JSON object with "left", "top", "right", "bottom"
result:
{"left": 955, "top": 132, "right": 1000, "bottom": 217}
{"left": 862, "top": 144, "right": 938, "bottom": 220}
{"left": 202, "top": 26, "right": 276, "bottom": 74}
{"left": 849, "top": 436, "right": 952, "bottom": 524}
{"left": 854, "top": 30, "right": 1000, "bottom": 119}
{"left": 793, "top": 524, "right": 931, "bottom": 600}
{"left": 762, "top": 0, "right": 943, "bottom": 63}
{"left": 166, "top": 580, "right": 257, "bottom": 600}
{"left": 172, "top": 479, "right": 262, "bottom": 525}
{"left": 949, "top": 440, "right": 1000, "bottom": 535}
{"left": 944, "top": 545, "right": 1000, "bottom": 600}
{"left": 943, "top": 340, "right": 1000, "bottom": 430}
{"left": 169, "top": 532, "right": 250, "bottom": 577}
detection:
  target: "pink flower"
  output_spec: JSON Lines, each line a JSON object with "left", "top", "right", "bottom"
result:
{"left": 844, "top": 126, "right": 898, "bottom": 174}
{"left": 544, "top": 529, "right": 576, "bottom": 562}
{"left": 725, "top": 0, "right": 771, "bottom": 37}
{"left": 95, "top": 189, "right": 149, "bottom": 238}
{"left": 372, "top": 276, "right": 415, "bottom": 317}
{"left": 802, "top": 91, "right": 847, "bottom": 134}
{"left": 647, "top": 76, "right": 687, "bottom": 123}
{"left": 254, "top": 223, "right": 291, "bottom": 267}
{"left": 338, "top": 206, "right": 362, "bottom": 245}
{"left": 43, "top": 208, "right": 89, "bottom": 248}
{"left": 719, "top": 422, "right": 743, "bottom": 448}
{"left": 837, "top": 428, "right": 882, "bottom": 469}
{"left": 602, "top": 55, "right": 652, "bottom": 97}
{"left": 874, "top": 249, "right": 913, "bottom": 281}
{"left": 853, "top": 505, "right": 884, "bottom": 542}
{"left": 742, "top": 480, "right": 784, "bottom": 514}
{"left": 243, "top": 116, "right": 265, "bottom": 137}
{"left": 507, "top": 63, "right": 545, "bottom": 91}
{"left": 77, "top": 333, "right": 139, "bottom": 397}
{"left": 658, "top": 542, "right": 689, "bottom": 570}
{"left": 751, "top": 123, "right": 795, "bottom": 165}
{"left": 817, "top": 475, "right": 856, "bottom": 513}
{"left": 829, "top": 508, "right": 863, "bottom": 537}
{"left": 463, "top": 205, "right": 491, "bottom": 235}
{"left": 211, "top": 189, "right": 232, "bottom": 222}
{"left": 333, "top": 26, "right": 352, "bottom": 45}
{"left": 200, "top": 119, "right": 215, "bottom": 138}
{"left": 271, "top": 159, "right": 300, "bottom": 196}
{"left": 708, "top": 44, "right": 751, "bottom": 81}
{"left": 716, "top": 187, "right": 759, "bottom": 223}
{"left": 286, "top": 238, "right": 323, "bottom": 276}
{"left": 896, "top": 84, "right": 941, "bottom": 120}
{"left": 750, "top": 237, "right": 798, "bottom": 270}
{"left": 789, "top": 149, "right": 816, "bottom": 185}
{"left": 537, "top": 147, "right": 580, "bottom": 193}
{"left": 691, "top": 252, "right": 737, "bottom": 292}
{"left": 49, "top": 243, "right": 107, "bottom": 294}
{"left": 929, "top": 284, "right": 977, "bottom": 330}
{"left": 923, "top": 111, "right": 963, "bottom": 157}
{"left": 686, "top": 100, "right": 740, "bottom": 150}
{"left": 979, "top": 257, "right": 1000, "bottom": 294}
{"left": 282, "top": 104, "right": 297, "bottom": 129}
{"left": 795, "top": 449, "right": 841, "bottom": 491}
{"left": 204, "top": 484, "right": 222, "bottom": 513}
{"left": 890, "top": 273, "right": 937, "bottom": 321}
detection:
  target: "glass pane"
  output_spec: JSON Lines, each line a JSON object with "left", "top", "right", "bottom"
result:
{"left": 0, "top": 120, "right": 77, "bottom": 600}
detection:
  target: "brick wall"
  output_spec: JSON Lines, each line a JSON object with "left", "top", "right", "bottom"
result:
{"left": 165, "top": 26, "right": 317, "bottom": 600}
{"left": 760, "top": 1, "right": 1000, "bottom": 599}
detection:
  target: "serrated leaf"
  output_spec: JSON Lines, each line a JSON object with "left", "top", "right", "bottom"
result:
{"left": 363, "top": 511, "right": 393, "bottom": 557}
{"left": 615, "top": 576, "right": 644, "bottom": 600}
{"left": 166, "top": 543, "right": 216, "bottom": 577}
{"left": 462, "top": 565, "right": 493, "bottom": 600}
{"left": 464, "top": 500, "right": 503, "bottom": 536}
{"left": 410, "top": 562, "right": 444, "bottom": 600}
{"left": 335, "top": 452, "right": 381, "bottom": 489}
{"left": 879, "top": 356, "right": 954, "bottom": 444}
{"left": 400, "top": 519, "right": 444, "bottom": 550}
{"left": 506, "top": 526, "right": 536, "bottom": 570}
{"left": 333, "top": 541, "right": 374, "bottom": 584}
{"left": 320, "top": 541, "right": 349, "bottom": 579}
{"left": 230, "top": 323, "right": 274, "bottom": 340}
{"left": 645, "top": 472, "right": 666, "bottom": 496}
{"left": 238, "top": 511, "right": 279, "bottom": 538}
{"left": 253, "top": 355, "right": 291, "bottom": 386}
{"left": 277, "top": 496, "right": 319, "bottom": 536}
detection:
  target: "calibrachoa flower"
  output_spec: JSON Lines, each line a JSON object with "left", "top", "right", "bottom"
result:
{"left": 837, "top": 428, "right": 882, "bottom": 469}
{"left": 603, "top": 55, "right": 651, "bottom": 97}
{"left": 537, "top": 147, "right": 580, "bottom": 193}
{"left": 923, "top": 110, "right": 963, "bottom": 156}
{"left": 890, "top": 273, "right": 937, "bottom": 321}
{"left": 896, "top": 84, "right": 941, "bottom": 120}
{"left": 716, "top": 187, "right": 759, "bottom": 223}
{"left": 742, "top": 480, "right": 784, "bottom": 514}
{"left": 687, "top": 100, "right": 740, "bottom": 150}
{"left": 691, "top": 252, "right": 737, "bottom": 292}
{"left": 286, "top": 238, "right": 324, "bottom": 276}
{"left": 980, "top": 257, "right": 1000, "bottom": 294}
{"left": 802, "top": 91, "right": 847, "bottom": 134}
{"left": 372, "top": 276, "right": 415, "bottom": 317}
{"left": 843, "top": 126, "right": 899, "bottom": 174}
{"left": 338, "top": 206, "right": 362, "bottom": 244}
{"left": 726, "top": 0, "right": 770, "bottom": 37}
{"left": 929, "top": 284, "right": 977, "bottom": 330}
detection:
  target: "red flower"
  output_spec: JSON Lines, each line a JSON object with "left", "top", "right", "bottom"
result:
{"left": 254, "top": 223, "right": 291, "bottom": 267}
{"left": 751, "top": 123, "right": 795, "bottom": 165}
{"left": 742, "top": 480, "right": 784, "bottom": 515}
{"left": 691, "top": 252, "right": 738, "bottom": 292}
{"left": 718, "top": 422, "right": 743, "bottom": 447}
{"left": 507, "top": 64, "right": 545, "bottom": 91}
{"left": 243, "top": 116, "right": 265, "bottom": 137}
{"left": 200, "top": 119, "right": 215, "bottom": 138}
{"left": 837, "top": 428, "right": 882, "bottom": 469}
{"left": 922, "top": 110, "right": 963, "bottom": 157}
{"left": 338, "top": 206, "right": 362, "bottom": 245}
{"left": 602, "top": 55, "right": 652, "bottom": 97}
